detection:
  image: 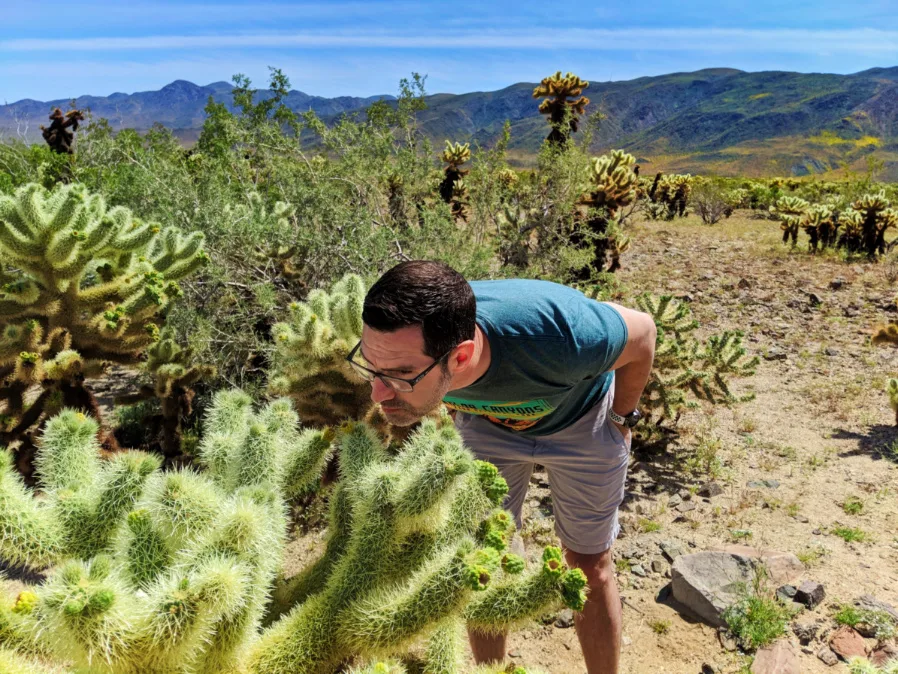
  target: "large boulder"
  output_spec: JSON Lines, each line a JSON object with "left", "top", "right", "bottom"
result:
{"left": 670, "top": 545, "right": 804, "bottom": 627}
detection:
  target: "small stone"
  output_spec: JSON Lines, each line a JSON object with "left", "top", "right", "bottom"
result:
{"left": 829, "top": 278, "right": 845, "bottom": 290}
{"left": 747, "top": 479, "right": 780, "bottom": 489}
{"left": 829, "top": 625, "right": 866, "bottom": 660}
{"left": 631, "top": 564, "right": 647, "bottom": 577}
{"left": 698, "top": 482, "right": 724, "bottom": 498}
{"left": 764, "top": 348, "right": 787, "bottom": 361}
{"left": 793, "top": 514, "right": 810, "bottom": 523}
{"left": 824, "top": 347, "right": 839, "bottom": 357}
{"left": 622, "top": 635, "right": 632, "bottom": 646}
{"left": 678, "top": 294, "right": 694, "bottom": 303}
{"left": 701, "top": 665, "right": 716, "bottom": 674}
{"left": 651, "top": 559, "right": 667, "bottom": 574}
{"left": 812, "top": 528, "right": 822, "bottom": 535}
{"left": 718, "top": 628, "right": 739, "bottom": 652}
{"left": 808, "top": 293, "right": 823, "bottom": 307}
{"left": 676, "top": 501, "right": 697, "bottom": 513}
{"left": 508, "top": 650, "right": 522, "bottom": 658}
{"left": 817, "top": 647, "right": 839, "bottom": 666}
{"left": 776, "top": 584, "right": 797, "bottom": 603}
{"left": 660, "top": 541, "right": 686, "bottom": 563}
{"left": 792, "top": 621, "right": 819, "bottom": 645}
{"left": 679, "top": 489, "right": 693, "bottom": 501}
{"left": 668, "top": 494, "right": 683, "bottom": 508}
{"left": 794, "top": 581, "right": 825, "bottom": 609}
{"left": 554, "top": 608, "right": 575, "bottom": 628}
{"left": 738, "top": 278, "right": 751, "bottom": 290}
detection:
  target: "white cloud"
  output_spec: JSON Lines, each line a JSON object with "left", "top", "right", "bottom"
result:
{"left": 2, "top": 28, "right": 897, "bottom": 54}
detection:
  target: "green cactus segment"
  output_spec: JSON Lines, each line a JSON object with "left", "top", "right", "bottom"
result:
{"left": 269, "top": 274, "right": 374, "bottom": 427}
{"left": 0, "top": 647, "right": 65, "bottom": 674}
{"left": 0, "top": 182, "right": 207, "bottom": 448}
{"left": 634, "top": 294, "right": 758, "bottom": 424}
{"left": 0, "top": 452, "right": 63, "bottom": 568}
{"left": 533, "top": 71, "right": 590, "bottom": 145}
{"left": 422, "top": 617, "right": 462, "bottom": 674}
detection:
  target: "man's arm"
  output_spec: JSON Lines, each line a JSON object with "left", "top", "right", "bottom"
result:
{"left": 603, "top": 302, "right": 657, "bottom": 428}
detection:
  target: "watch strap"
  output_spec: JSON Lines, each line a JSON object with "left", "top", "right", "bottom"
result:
{"left": 608, "top": 409, "right": 626, "bottom": 425}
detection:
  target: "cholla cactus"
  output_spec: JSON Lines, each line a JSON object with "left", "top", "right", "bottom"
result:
{"left": 771, "top": 196, "right": 809, "bottom": 246}
{"left": 116, "top": 328, "right": 215, "bottom": 458}
{"left": 800, "top": 203, "right": 839, "bottom": 252}
{"left": 842, "top": 191, "right": 898, "bottom": 257}
{"left": 645, "top": 173, "right": 692, "bottom": 220}
{"left": 439, "top": 142, "right": 471, "bottom": 220}
{"left": 532, "top": 71, "right": 590, "bottom": 145}
{"left": 579, "top": 150, "right": 638, "bottom": 273}
{"left": 0, "top": 183, "right": 207, "bottom": 466}
{"left": 251, "top": 417, "right": 585, "bottom": 673}
{"left": 634, "top": 294, "right": 758, "bottom": 425}
{"left": 848, "top": 657, "right": 898, "bottom": 674}
{"left": 41, "top": 107, "right": 84, "bottom": 156}
{"left": 269, "top": 274, "right": 370, "bottom": 427}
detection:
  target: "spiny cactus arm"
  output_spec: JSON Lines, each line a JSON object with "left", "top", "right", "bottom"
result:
{"left": 140, "top": 470, "right": 221, "bottom": 555}
{"left": 197, "top": 390, "right": 254, "bottom": 482}
{"left": 348, "top": 661, "right": 408, "bottom": 674}
{"left": 34, "top": 409, "right": 101, "bottom": 492}
{"left": 0, "top": 647, "right": 69, "bottom": 674}
{"left": 422, "top": 617, "right": 462, "bottom": 674}
{"left": 121, "top": 509, "right": 171, "bottom": 589}
{"left": 394, "top": 441, "right": 472, "bottom": 523}
{"left": 338, "top": 422, "right": 390, "bottom": 481}
{"left": 225, "top": 422, "right": 285, "bottom": 493}
{"left": 63, "top": 451, "right": 161, "bottom": 559}
{"left": 281, "top": 427, "right": 335, "bottom": 498}
{"left": 337, "top": 542, "right": 490, "bottom": 654}
{"left": 464, "top": 547, "right": 587, "bottom": 636}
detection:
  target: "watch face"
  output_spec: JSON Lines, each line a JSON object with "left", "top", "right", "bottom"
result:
{"left": 624, "top": 410, "right": 642, "bottom": 427}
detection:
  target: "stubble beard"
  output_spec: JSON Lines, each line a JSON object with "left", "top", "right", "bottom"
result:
{"left": 379, "top": 367, "right": 453, "bottom": 427}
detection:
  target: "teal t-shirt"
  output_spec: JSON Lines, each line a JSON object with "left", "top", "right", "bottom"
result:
{"left": 443, "top": 279, "right": 628, "bottom": 436}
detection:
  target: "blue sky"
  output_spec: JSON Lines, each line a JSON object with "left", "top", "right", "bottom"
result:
{"left": 2, "top": 0, "right": 898, "bottom": 102}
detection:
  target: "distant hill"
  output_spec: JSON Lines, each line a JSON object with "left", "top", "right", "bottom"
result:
{"left": 3, "top": 67, "right": 898, "bottom": 179}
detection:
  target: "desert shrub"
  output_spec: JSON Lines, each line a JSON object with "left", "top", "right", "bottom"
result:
{"left": 722, "top": 572, "right": 791, "bottom": 651}
{"left": 691, "top": 180, "right": 736, "bottom": 225}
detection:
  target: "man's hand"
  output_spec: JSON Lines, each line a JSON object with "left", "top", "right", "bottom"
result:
{"left": 611, "top": 420, "right": 632, "bottom": 447}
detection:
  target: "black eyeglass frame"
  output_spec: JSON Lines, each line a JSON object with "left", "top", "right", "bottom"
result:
{"left": 346, "top": 340, "right": 453, "bottom": 392}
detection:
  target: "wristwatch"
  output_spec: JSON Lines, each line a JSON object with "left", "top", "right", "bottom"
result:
{"left": 608, "top": 408, "right": 642, "bottom": 428}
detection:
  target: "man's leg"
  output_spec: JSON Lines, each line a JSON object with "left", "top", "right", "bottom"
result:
{"left": 564, "top": 548, "right": 621, "bottom": 674}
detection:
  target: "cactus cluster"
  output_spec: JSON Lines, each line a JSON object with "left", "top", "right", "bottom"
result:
{"left": 268, "top": 274, "right": 371, "bottom": 427}
{"left": 645, "top": 173, "right": 692, "bottom": 220}
{"left": 40, "top": 108, "right": 85, "bottom": 156}
{"left": 577, "top": 150, "right": 638, "bottom": 274}
{"left": 439, "top": 141, "right": 471, "bottom": 222}
{"left": 634, "top": 294, "right": 759, "bottom": 425}
{"left": 0, "top": 391, "right": 586, "bottom": 673}
{"left": 773, "top": 190, "right": 898, "bottom": 257}
{"left": 0, "top": 183, "right": 207, "bottom": 471}
{"left": 847, "top": 658, "right": 898, "bottom": 674}
{"left": 115, "top": 328, "right": 215, "bottom": 458}
{"left": 532, "top": 71, "right": 590, "bottom": 146}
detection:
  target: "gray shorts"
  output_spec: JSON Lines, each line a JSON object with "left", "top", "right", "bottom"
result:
{"left": 454, "top": 390, "right": 631, "bottom": 555}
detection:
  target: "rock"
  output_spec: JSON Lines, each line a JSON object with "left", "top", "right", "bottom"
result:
{"left": 854, "top": 594, "right": 898, "bottom": 622}
{"left": 776, "top": 585, "right": 797, "bottom": 603}
{"left": 829, "top": 626, "right": 866, "bottom": 660}
{"left": 699, "top": 482, "right": 724, "bottom": 498}
{"left": 817, "top": 647, "right": 839, "bottom": 666}
{"left": 679, "top": 489, "right": 693, "bottom": 501}
{"left": 829, "top": 278, "right": 845, "bottom": 290}
{"left": 718, "top": 628, "right": 739, "bottom": 652}
{"left": 508, "top": 649, "right": 522, "bottom": 658}
{"left": 668, "top": 494, "right": 683, "bottom": 508}
{"left": 701, "top": 665, "right": 716, "bottom": 674}
{"left": 631, "top": 564, "right": 647, "bottom": 577}
{"left": 554, "top": 609, "right": 575, "bottom": 628}
{"left": 764, "top": 348, "right": 787, "bottom": 361}
{"left": 747, "top": 479, "right": 780, "bottom": 489}
{"left": 808, "top": 293, "right": 823, "bottom": 307}
{"left": 792, "top": 621, "right": 819, "bottom": 645}
{"left": 794, "top": 581, "right": 825, "bottom": 609}
{"left": 622, "top": 635, "right": 632, "bottom": 646}
{"left": 660, "top": 541, "right": 687, "bottom": 563}
{"left": 676, "top": 501, "right": 697, "bottom": 513}
{"left": 651, "top": 559, "right": 667, "bottom": 574}
{"left": 750, "top": 640, "right": 800, "bottom": 674}
{"left": 671, "top": 547, "right": 804, "bottom": 627}
{"left": 793, "top": 514, "right": 810, "bottom": 523}
{"left": 738, "top": 278, "right": 751, "bottom": 290}
{"left": 871, "top": 643, "right": 898, "bottom": 666}
{"left": 824, "top": 347, "right": 839, "bottom": 357}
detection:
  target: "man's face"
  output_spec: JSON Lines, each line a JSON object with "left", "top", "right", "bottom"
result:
{"left": 358, "top": 324, "right": 454, "bottom": 426}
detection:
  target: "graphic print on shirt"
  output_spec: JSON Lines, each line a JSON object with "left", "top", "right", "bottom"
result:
{"left": 442, "top": 396, "right": 556, "bottom": 432}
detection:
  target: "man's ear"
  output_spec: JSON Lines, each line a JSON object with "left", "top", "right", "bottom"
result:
{"left": 448, "top": 339, "right": 476, "bottom": 372}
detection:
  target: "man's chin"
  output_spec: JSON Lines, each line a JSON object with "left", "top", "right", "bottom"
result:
{"left": 379, "top": 406, "right": 420, "bottom": 427}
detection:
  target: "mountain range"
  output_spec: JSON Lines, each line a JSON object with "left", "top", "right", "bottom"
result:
{"left": 3, "top": 67, "right": 898, "bottom": 179}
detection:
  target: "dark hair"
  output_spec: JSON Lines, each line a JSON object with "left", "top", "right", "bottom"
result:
{"left": 363, "top": 260, "right": 476, "bottom": 358}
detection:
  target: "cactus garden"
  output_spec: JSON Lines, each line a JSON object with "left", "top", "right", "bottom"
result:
{"left": 1, "top": 66, "right": 898, "bottom": 673}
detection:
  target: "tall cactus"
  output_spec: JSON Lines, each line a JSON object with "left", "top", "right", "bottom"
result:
{"left": 532, "top": 71, "right": 590, "bottom": 145}
{"left": 771, "top": 196, "right": 809, "bottom": 247}
{"left": 578, "top": 150, "right": 638, "bottom": 274}
{"left": 0, "top": 183, "right": 207, "bottom": 472}
{"left": 439, "top": 142, "right": 471, "bottom": 221}
{"left": 844, "top": 191, "right": 898, "bottom": 257}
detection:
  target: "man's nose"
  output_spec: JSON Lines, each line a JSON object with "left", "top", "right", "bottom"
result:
{"left": 369, "top": 377, "right": 396, "bottom": 404}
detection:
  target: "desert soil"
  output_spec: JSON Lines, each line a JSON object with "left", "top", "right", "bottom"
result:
{"left": 284, "top": 211, "right": 898, "bottom": 673}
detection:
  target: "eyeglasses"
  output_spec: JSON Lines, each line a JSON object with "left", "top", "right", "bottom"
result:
{"left": 346, "top": 341, "right": 452, "bottom": 393}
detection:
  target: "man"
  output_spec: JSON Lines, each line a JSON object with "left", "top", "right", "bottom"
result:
{"left": 351, "top": 260, "right": 656, "bottom": 674}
